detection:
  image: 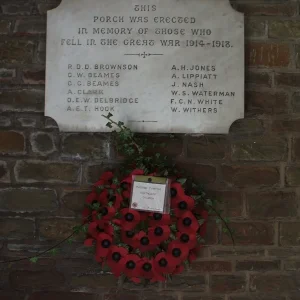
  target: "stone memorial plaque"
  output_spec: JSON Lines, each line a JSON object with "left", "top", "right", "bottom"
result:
{"left": 46, "top": 0, "right": 244, "bottom": 133}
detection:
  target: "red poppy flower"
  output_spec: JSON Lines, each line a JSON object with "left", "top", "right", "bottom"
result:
{"left": 138, "top": 258, "right": 164, "bottom": 282}
{"left": 95, "top": 232, "right": 112, "bottom": 261}
{"left": 119, "top": 254, "right": 141, "bottom": 278}
{"left": 170, "top": 182, "right": 185, "bottom": 207}
{"left": 94, "top": 171, "right": 114, "bottom": 187}
{"left": 133, "top": 231, "right": 157, "bottom": 252}
{"left": 176, "top": 232, "right": 197, "bottom": 250}
{"left": 154, "top": 252, "right": 176, "bottom": 274}
{"left": 167, "top": 241, "right": 189, "bottom": 265}
{"left": 88, "top": 220, "right": 113, "bottom": 239}
{"left": 121, "top": 208, "right": 140, "bottom": 230}
{"left": 149, "top": 213, "right": 171, "bottom": 227}
{"left": 177, "top": 211, "right": 199, "bottom": 234}
{"left": 97, "top": 189, "right": 109, "bottom": 205}
{"left": 172, "top": 194, "right": 195, "bottom": 217}
{"left": 85, "top": 191, "right": 98, "bottom": 205}
{"left": 84, "top": 237, "right": 95, "bottom": 247}
{"left": 188, "top": 246, "right": 203, "bottom": 263}
{"left": 148, "top": 225, "right": 171, "bottom": 244}
{"left": 121, "top": 230, "right": 136, "bottom": 246}
{"left": 172, "top": 264, "right": 184, "bottom": 275}
{"left": 99, "top": 206, "right": 116, "bottom": 221}
{"left": 106, "top": 246, "right": 128, "bottom": 277}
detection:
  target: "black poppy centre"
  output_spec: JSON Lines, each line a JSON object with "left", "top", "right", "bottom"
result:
{"left": 101, "top": 207, "right": 108, "bottom": 216}
{"left": 183, "top": 217, "right": 192, "bottom": 226}
{"left": 112, "top": 252, "right": 121, "bottom": 262}
{"left": 153, "top": 213, "right": 162, "bottom": 220}
{"left": 180, "top": 233, "right": 190, "bottom": 243}
{"left": 154, "top": 227, "right": 163, "bottom": 236}
{"left": 125, "top": 213, "right": 134, "bottom": 222}
{"left": 101, "top": 239, "right": 111, "bottom": 248}
{"left": 142, "top": 262, "right": 152, "bottom": 272}
{"left": 126, "top": 260, "right": 136, "bottom": 269}
{"left": 172, "top": 248, "right": 182, "bottom": 257}
{"left": 126, "top": 231, "right": 135, "bottom": 238}
{"left": 178, "top": 201, "right": 187, "bottom": 210}
{"left": 159, "top": 258, "right": 168, "bottom": 267}
{"left": 170, "top": 188, "right": 177, "bottom": 197}
{"left": 141, "top": 237, "right": 150, "bottom": 245}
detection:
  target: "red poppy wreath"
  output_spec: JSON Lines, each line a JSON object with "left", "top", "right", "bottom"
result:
{"left": 82, "top": 169, "right": 209, "bottom": 284}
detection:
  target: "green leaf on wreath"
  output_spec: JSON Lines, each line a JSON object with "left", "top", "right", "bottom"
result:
{"left": 177, "top": 178, "right": 187, "bottom": 185}
{"left": 30, "top": 257, "right": 38, "bottom": 263}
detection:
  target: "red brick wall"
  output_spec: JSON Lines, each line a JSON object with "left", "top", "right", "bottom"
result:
{"left": 0, "top": 0, "right": 300, "bottom": 299}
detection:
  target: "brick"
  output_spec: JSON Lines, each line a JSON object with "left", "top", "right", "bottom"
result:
{"left": 246, "top": 71, "right": 271, "bottom": 87}
{"left": 0, "top": 40, "right": 34, "bottom": 64}
{"left": 0, "top": 160, "right": 10, "bottom": 182}
{"left": 10, "top": 270, "right": 65, "bottom": 290}
{"left": 139, "top": 294, "right": 176, "bottom": 300}
{"left": 61, "top": 190, "right": 89, "bottom": 213}
{"left": 269, "top": 20, "right": 300, "bottom": 39}
{"left": 0, "top": 89, "right": 44, "bottom": 112}
{"left": 85, "top": 164, "right": 117, "bottom": 184}
{"left": 38, "top": 218, "right": 80, "bottom": 240}
{"left": 284, "top": 261, "right": 300, "bottom": 271}
{"left": 191, "top": 261, "right": 232, "bottom": 272}
{"left": 0, "top": 116, "right": 11, "bottom": 127}
{"left": 247, "top": 191, "right": 297, "bottom": 218}
{"left": 1, "top": 4, "right": 32, "bottom": 15}
{"left": 286, "top": 166, "right": 300, "bottom": 186}
{"left": 104, "top": 292, "right": 140, "bottom": 300}
{"left": 56, "top": 258, "right": 103, "bottom": 275}
{"left": 222, "top": 222, "right": 274, "bottom": 245}
{"left": 206, "top": 221, "right": 218, "bottom": 245}
{"left": 236, "top": 3, "right": 297, "bottom": 16}
{"left": 62, "top": 134, "right": 110, "bottom": 160}
{"left": 28, "top": 292, "right": 100, "bottom": 300}
{"left": 187, "top": 136, "right": 228, "bottom": 160}
{"left": 211, "top": 247, "right": 265, "bottom": 258}
{"left": 176, "top": 162, "right": 216, "bottom": 184}
{"left": 245, "top": 19, "right": 265, "bottom": 37}
{"left": 292, "top": 138, "right": 300, "bottom": 162}
{"left": 14, "top": 19, "right": 46, "bottom": 34}
{"left": 292, "top": 92, "right": 300, "bottom": 113}
{"left": 70, "top": 274, "right": 117, "bottom": 288}
{"left": 230, "top": 296, "right": 285, "bottom": 300}
{"left": 273, "top": 119, "right": 300, "bottom": 133}
{"left": 17, "top": 117, "right": 38, "bottom": 128}
{"left": 236, "top": 260, "right": 280, "bottom": 271}
{"left": 267, "top": 248, "right": 300, "bottom": 259}
{"left": 0, "top": 20, "right": 12, "bottom": 34}
{"left": 246, "top": 43, "right": 289, "bottom": 67}
{"left": 22, "top": 68, "right": 45, "bottom": 84}
{"left": 0, "top": 68, "right": 16, "bottom": 81}
{"left": 0, "top": 218, "right": 34, "bottom": 239}
{"left": 211, "top": 275, "right": 246, "bottom": 293}
{"left": 0, "top": 291, "right": 25, "bottom": 300}
{"left": 280, "top": 222, "right": 300, "bottom": 246}
{"left": 45, "top": 117, "right": 58, "bottom": 128}
{"left": 182, "top": 296, "right": 223, "bottom": 300}
{"left": 275, "top": 73, "right": 300, "bottom": 87}
{"left": 165, "top": 274, "right": 206, "bottom": 291}
{"left": 0, "top": 131, "right": 25, "bottom": 154}
{"left": 206, "top": 190, "right": 243, "bottom": 217}
{"left": 231, "top": 137, "right": 287, "bottom": 161}
{"left": 37, "top": 3, "right": 60, "bottom": 14}
{"left": 250, "top": 274, "right": 300, "bottom": 293}
{"left": 30, "top": 132, "right": 56, "bottom": 155}
{"left": 245, "top": 91, "right": 288, "bottom": 116}
{"left": 15, "top": 160, "right": 80, "bottom": 183}
{"left": 0, "top": 188, "right": 57, "bottom": 212}
{"left": 222, "top": 165, "right": 280, "bottom": 187}
{"left": 229, "top": 119, "right": 264, "bottom": 136}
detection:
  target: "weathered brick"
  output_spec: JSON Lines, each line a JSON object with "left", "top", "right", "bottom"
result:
{"left": 0, "top": 89, "right": 44, "bottom": 112}
{"left": 103, "top": 292, "right": 140, "bottom": 300}
{"left": 211, "top": 275, "right": 246, "bottom": 293}
{"left": 269, "top": 20, "right": 300, "bottom": 39}
{"left": 236, "top": 3, "right": 297, "bottom": 16}
{"left": 206, "top": 190, "right": 243, "bottom": 217}
{"left": 140, "top": 294, "right": 177, "bottom": 300}
{"left": 280, "top": 222, "right": 300, "bottom": 246}
{"left": 0, "top": 188, "right": 57, "bottom": 212}
{"left": 246, "top": 43, "right": 289, "bottom": 67}
{"left": 284, "top": 261, "right": 300, "bottom": 271}
{"left": 250, "top": 274, "right": 300, "bottom": 293}
{"left": 30, "top": 132, "right": 56, "bottom": 155}
{"left": 191, "top": 261, "right": 232, "bottom": 272}
{"left": 246, "top": 71, "right": 271, "bottom": 87}
{"left": 17, "top": 116, "right": 38, "bottom": 128}
{"left": 62, "top": 134, "right": 110, "bottom": 160}
{"left": 236, "top": 260, "right": 280, "bottom": 271}
{"left": 182, "top": 296, "right": 223, "bottom": 300}
{"left": 245, "top": 91, "right": 288, "bottom": 116}
{"left": 273, "top": 119, "right": 300, "bottom": 133}
{"left": 0, "top": 160, "right": 10, "bottom": 182}
{"left": 0, "top": 291, "right": 25, "bottom": 300}
{"left": 206, "top": 221, "right": 218, "bottom": 245}
{"left": 28, "top": 292, "right": 99, "bottom": 300}
{"left": 0, "top": 68, "right": 16, "bottom": 81}
{"left": 286, "top": 166, "right": 300, "bottom": 186}
{"left": 229, "top": 119, "right": 264, "bottom": 136}
{"left": 22, "top": 68, "right": 45, "bottom": 84}
{"left": 14, "top": 19, "right": 46, "bottom": 34}
{"left": 247, "top": 191, "right": 297, "bottom": 218}
{"left": 275, "top": 73, "right": 300, "bottom": 87}
{"left": 0, "top": 116, "right": 11, "bottom": 127}
{"left": 15, "top": 160, "right": 80, "bottom": 183}
{"left": 211, "top": 247, "right": 265, "bottom": 258}
{"left": 0, "top": 131, "right": 25, "bottom": 154}
{"left": 165, "top": 274, "right": 206, "bottom": 291}
{"left": 230, "top": 296, "right": 284, "bottom": 300}
{"left": 0, "top": 40, "right": 34, "bottom": 64}
{"left": 222, "top": 165, "right": 280, "bottom": 187}
{"left": 38, "top": 218, "right": 80, "bottom": 240}
{"left": 292, "top": 138, "right": 300, "bottom": 162}
{"left": 70, "top": 274, "right": 117, "bottom": 288}
{"left": 10, "top": 270, "right": 65, "bottom": 290}
{"left": 37, "top": 3, "right": 60, "bottom": 15}
{"left": 44, "top": 117, "right": 58, "bottom": 128}
{"left": 187, "top": 136, "right": 228, "bottom": 160}
{"left": 245, "top": 19, "right": 266, "bottom": 37}
{"left": 61, "top": 190, "right": 89, "bottom": 213}
{"left": 85, "top": 164, "right": 117, "bottom": 184}
{"left": 267, "top": 248, "right": 300, "bottom": 259}
{"left": 1, "top": 4, "right": 32, "bottom": 15}
{"left": 0, "top": 218, "right": 34, "bottom": 239}
{"left": 222, "top": 222, "right": 274, "bottom": 245}
{"left": 0, "top": 20, "right": 12, "bottom": 34}
{"left": 292, "top": 92, "right": 300, "bottom": 113}
{"left": 231, "top": 137, "right": 287, "bottom": 161}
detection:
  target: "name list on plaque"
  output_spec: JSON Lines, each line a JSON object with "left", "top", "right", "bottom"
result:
{"left": 46, "top": 0, "right": 244, "bottom": 133}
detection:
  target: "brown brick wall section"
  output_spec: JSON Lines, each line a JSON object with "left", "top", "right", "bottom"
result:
{"left": 0, "top": 0, "right": 300, "bottom": 299}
